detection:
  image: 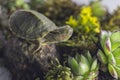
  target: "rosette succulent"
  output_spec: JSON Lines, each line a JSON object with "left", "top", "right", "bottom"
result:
{"left": 97, "top": 30, "right": 120, "bottom": 79}
{"left": 68, "top": 52, "right": 99, "bottom": 80}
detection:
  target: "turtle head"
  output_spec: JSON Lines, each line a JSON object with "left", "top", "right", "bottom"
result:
{"left": 41, "top": 25, "right": 73, "bottom": 44}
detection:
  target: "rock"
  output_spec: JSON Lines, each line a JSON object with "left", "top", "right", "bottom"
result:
{"left": 0, "top": 66, "right": 12, "bottom": 80}
{"left": 0, "top": 58, "right": 12, "bottom": 80}
{"left": 4, "top": 37, "right": 59, "bottom": 80}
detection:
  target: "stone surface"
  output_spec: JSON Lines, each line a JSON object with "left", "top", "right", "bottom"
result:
{"left": 0, "top": 58, "right": 12, "bottom": 80}
{"left": 0, "top": 66, "right": 12, "bottom": 80}
{"left": 4, "top": 37, "right": 59, "bottom": 80}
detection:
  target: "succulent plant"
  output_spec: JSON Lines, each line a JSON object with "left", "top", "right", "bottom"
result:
{"left": 44, "top": 59, "right": 73, "bottom": 80}
{"left": 68, "top": 51, "right": 99, "bottom": 80}
{"left": 97, "top": 30, "right": 120, "bottom": 79}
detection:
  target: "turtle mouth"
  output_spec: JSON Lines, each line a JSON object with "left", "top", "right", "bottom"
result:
{"left": 41, "top": 25, "right": 73, "bottom": 44}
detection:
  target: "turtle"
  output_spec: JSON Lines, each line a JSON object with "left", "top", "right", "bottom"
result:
{"left": 9, "top": 9, "right": 73, "bottom": 54}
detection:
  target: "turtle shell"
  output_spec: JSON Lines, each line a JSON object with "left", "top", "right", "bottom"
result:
{"left": 9, "top": 10, "right": 57, "bottom": 40}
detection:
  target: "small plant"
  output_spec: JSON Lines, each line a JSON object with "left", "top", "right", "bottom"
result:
{"left": 97, "top": 30, "right": 120, "bottom": 79}
{"left": 90, "top": 1, "right": 105, "bottom": 18}
{"left": 64, "top": 6, "right": 100, "bottom": 53}
{"left": 102, "top": 7, "right": 120, "bottom": 31}
{"left": 109, "top": 7, "right": 120, "bottom": 28}
{"left": 68, "top": 51, "right": 99, "bottom": 80}
{"left": 8, "top": 0, "right": 30, "bottom": 11}
{"left": 109, "top": 15, "right": 120, "bottom": 28}
{"left": 44, "top": 59, "right": 73, "bottom": 80}
{"left": 66, "top": 6, "right": 100, "bottom": 34}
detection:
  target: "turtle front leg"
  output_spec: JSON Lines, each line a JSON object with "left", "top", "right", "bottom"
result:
{"left": 32, "top": 39, "right": 42, "bottom": 54}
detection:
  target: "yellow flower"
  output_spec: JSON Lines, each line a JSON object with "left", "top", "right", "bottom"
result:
{"left": 90, "top": 17, "right": 99, "bottom": 25}
{"left": 89, "top": 16, "right": 100, "bottom": 33}
{"left": 85, "top": 26, "right": 90, "bottom": 33}
{"left": 81, "top": 15, "right": 88, "bottom": 25}
{"left": 66, "top": 6, "right": 100, "bottom": 34}
{"left": 94, "top": 27, "right": 100, "bottom": 33}
{"left": 80, "top": 6, "right": 92, "bottom": 17}
{"left": 66, "top": 16, "right": 78, "bottom": 27}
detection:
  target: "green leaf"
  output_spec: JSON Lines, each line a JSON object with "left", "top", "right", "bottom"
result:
{"left": 112, "top": 47, "right": 120, "bottom": 58}
{"left": 114, "top": 65, "right": 120, "bottom": 78}
{"left": 94, "top": 64, "right": 99, "bottom": 72}
{"left": 86, "top": 51, "right": 93, "bottom": 65}
{"left": 87, "top": 71, "right": 98, "bottom": 80}
{"left": 74, "top": 76, "right": 83, "bottom": 80}
{"left": 108, "top": 53, "right": 116, "bottom": 65}
{"left": 100, "top": 31, "right": 112, "bottom": 55}
{"left": 108, "top": 64, "right": 118, "bottom": 79}
{"left": 68, "top": 56, "right": 79, "bottom": 75}
{"left": 115, "top": 59, "right": 120, "bottom": 67}
{"left": 111, "top": 41, "right": 120, "bottom": 51}
{"left": 78, "top": 55, "right": 90, "bottom": 76}
{"left": 100, "top": 31, "right": 106, "bottom": 47}
{"left": 80, "top": 55, "right": 90, "bottom": 68}
{"left": 97, "top": 49, "right": 108, "bottom": 64}
{"left": 91, "top": 59, "right": 98, "bottom": 71}
{"left": 100, "top": 31, "right": 110, "bottom": 49}
{"left": 75, "top": 53, "right": 81, "bottom": 63}
{"left": 110, "top": 31, "right": 120, "bottom": 43}
{"left": 78, "top": 62, "right": 89, "bottom": 76}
